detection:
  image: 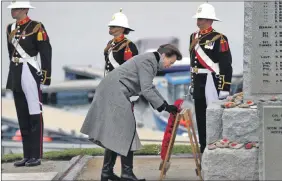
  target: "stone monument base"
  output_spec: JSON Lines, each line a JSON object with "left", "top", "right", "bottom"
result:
{"left": 202, "top": 148, "right": 259, "bottom": 180}
{"left": 202, "top": 100, "right": 261, "bottom": 180}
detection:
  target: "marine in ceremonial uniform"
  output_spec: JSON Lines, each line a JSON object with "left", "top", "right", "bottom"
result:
{"left": 189, "top": 3, "right": 233, "bottom": 154}
{"left": 104, "top": 8, "right": 138, "bottom": 75}
{"left": 6, "top": 1, "right": 52, "bottom": 167}
{"left": 101, "top": 9, "right": 139, "bottom": 181}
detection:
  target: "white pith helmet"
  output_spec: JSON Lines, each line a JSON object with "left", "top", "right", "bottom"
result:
{"left": 192, "top": 3, "right": 220, "bottom": 21}
{"left": 108, "top": 8, "right": 134, "bottom": 31}
{"left": 7, "top": 1, "right": 35, "bottom": 9}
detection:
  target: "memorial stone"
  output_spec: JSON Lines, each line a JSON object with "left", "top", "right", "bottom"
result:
{"left": 243, "top": 1, "right": 282, "bottom": 101}
{"left": 202, "top": 2, "right": 282, "bottom": 180}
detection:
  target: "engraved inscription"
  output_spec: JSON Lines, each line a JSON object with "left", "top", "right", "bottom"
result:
{"left": 251, "top": 1, "right": 282, "bottom": 93}
{"left": 262, "top": 106, "right": 282, "bottom": 180}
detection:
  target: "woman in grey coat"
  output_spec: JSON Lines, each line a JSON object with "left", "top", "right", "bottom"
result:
{"left": 80, "top": 44, "right": 182, "bottom": 181}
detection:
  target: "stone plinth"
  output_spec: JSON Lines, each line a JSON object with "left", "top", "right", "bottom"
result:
{"left": 206, "top": 102, "right": 260, "bottom": 144}
{"left": 202, "top": 148, "right": 259, "bottom": 180}
{"left": 206, "top": 100, "right": 224, "bottom": 144}
{"left": 222, "top": 108, "right": 260, "bottom": 142}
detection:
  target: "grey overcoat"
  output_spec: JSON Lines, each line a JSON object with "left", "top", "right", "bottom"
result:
{"left": 80, "top": 52, "right": 166, "bottom": 156}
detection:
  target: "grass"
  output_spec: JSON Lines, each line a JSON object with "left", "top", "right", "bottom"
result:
{"left": 2, "top": 144, "right": 192, "bottom": 163}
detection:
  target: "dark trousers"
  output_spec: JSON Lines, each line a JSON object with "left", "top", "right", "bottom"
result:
{"left": 194, "top": 98, "right": 207, "bottom": 153}
{"left": 13, "top": 90, "right": 44, "bottom": 159}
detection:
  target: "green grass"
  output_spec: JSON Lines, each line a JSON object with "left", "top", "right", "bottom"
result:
{"left": 2, "top": 144, "right": 192, "bottom": 163}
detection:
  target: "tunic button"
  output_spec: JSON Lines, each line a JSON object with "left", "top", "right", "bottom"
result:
{"left": 219, "top": 81, "right": 222, "bottom": 83}
{"left": 195, "top": 56, "right": 197, "bottom": 59}
{"left": 107, "top": 65, "right": 109, "bottom": 68}
{"left": 17, "top": 30, "right": 20, "bottom": 33}
{"left": 194, "top": 61, "right": 197, "bottom": 63}
{"left": 195, "top": 66, "right": 197, "bottom": 68}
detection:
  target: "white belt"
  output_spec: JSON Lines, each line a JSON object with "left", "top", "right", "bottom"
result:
{"left": 12, "top": 57, "right": 41, "bottom": 72}
{"left": 190, "top": 67, "right": 211, "bottom": 74}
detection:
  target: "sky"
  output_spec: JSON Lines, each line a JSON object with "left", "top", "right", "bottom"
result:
{"left": 1, "top": 1, "right": 244, "bottom": 85}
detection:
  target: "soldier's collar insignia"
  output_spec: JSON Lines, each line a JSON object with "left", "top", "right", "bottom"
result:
{"left": 17, "top": 16, "right": 30, "bottom": 26}
{"left": 200, "top": 26, "right": 213, "bottom": 34}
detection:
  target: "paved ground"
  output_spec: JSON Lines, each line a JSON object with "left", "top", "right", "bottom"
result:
{"left": 76, "top": 156, "right": 200, "bottom": 181}
{"left": 1, "top": 160, "right": 69, "bottom": 180}
{"left": 1, "top": 160, "right": 69, "bottom": 173}
{"left": 1, "top": 156, "right": 201, "bottom": 180}
{"left": 2, "top": 172, "right": 58, "bottom": 180}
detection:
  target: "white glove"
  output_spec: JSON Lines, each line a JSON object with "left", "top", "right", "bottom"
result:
{"left": 219, "top": 91, "right": 230, "bottom": 100}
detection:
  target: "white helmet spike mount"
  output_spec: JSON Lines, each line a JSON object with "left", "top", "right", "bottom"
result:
{"left": 108, "top": 8, "right": 134, "bottom": 31}
{"left": 192, "top": 3, "right": 220, "bottom": 21}
{"left": 7, "top": 1, "right": 35, "bottom": 9}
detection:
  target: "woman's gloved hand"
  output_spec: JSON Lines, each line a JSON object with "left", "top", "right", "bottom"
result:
{"left": 165, "top": 104, "right": 178, "bottom": 115}
{"left": 157, "top": 101, "right": 179, "bottom": 115}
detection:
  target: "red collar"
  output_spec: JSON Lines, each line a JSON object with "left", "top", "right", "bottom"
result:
{"left": 114, "top": 34, "right": 125, "bottom": 43}
{"left": 199, "top": 26, "right": 213, "bottom": 34}
{"left": 17, "top": 16, "right": 30, "bottom": 26}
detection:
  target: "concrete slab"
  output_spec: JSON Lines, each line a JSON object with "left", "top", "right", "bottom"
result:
{"left": 61, "top": 155, "right": 93, "bottom": 181}
{"left": 76, "top": 156, "right": 200, "bottom": 180}
{"left": 1, "top": 160, "right": 69, "bottom": 174}
{"left": 2, "top": 172, "right": 58, "bottom": 180}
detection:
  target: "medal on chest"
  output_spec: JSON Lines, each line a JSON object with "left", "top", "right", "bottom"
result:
{"left": 22, "top": 30, "right": 26, "bottom": 39}
{"left": 204, "top": 40, "right": 215, "bottom": 50}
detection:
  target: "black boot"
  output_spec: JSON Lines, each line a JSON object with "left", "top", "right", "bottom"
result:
{"left": 25, "top": 158, "right": 41, "bottom": 167}
{"left": 120, "top": 151, "right": 145, "bottom": 181}
{"left": 14, "top": 158, "right": 30, "bottom": 167}
{"left": 101, "top": 149, "right": 120, "bottom": 181}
